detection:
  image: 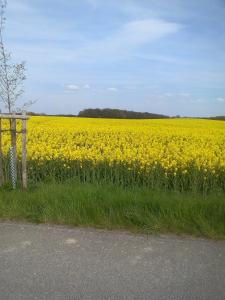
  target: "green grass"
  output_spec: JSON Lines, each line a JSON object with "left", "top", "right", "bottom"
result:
{"left": 0, "top": 180, "right": 225, "bottom": 239}
{"left": 3, "top": 157, "right": 225, "bottom": 194}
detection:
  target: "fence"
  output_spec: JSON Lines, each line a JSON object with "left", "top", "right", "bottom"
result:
{"left": 0, "top": 112, "right": 29, "bottom": 189}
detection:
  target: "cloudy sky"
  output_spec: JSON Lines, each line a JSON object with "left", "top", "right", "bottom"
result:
{"left": 3, "top": 0, "right": 225, "bottom": 116}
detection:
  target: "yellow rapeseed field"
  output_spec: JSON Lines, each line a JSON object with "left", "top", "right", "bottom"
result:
{"left": 2, "top": 116, "right": 225, "bottom": 192}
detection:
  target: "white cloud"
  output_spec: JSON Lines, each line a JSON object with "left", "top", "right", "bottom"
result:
{"left": 90, "top": 19, "right": 181, "bottom": 57}
{"left": 108, "top": 87, "right": 118, "bottom": 92}
{"left": 8, "top": 15, "right": 182, "bottom": 65}
{"left": 65, "top": 84, "right": 79, "bottom": 91}
{"left": 161, "top": 92, "right": 190, "bottom": 98}
{"left": 117, "top": 19, "right": 181, "bottom": 46}
{"left": 65, "top": 84, "right": 91, "bottom": 92}
{"left": 68, "top": 18, "right": 182, "bottom": 63}
{"left": 216, "top": 97, "right": 225, "bottom": 102}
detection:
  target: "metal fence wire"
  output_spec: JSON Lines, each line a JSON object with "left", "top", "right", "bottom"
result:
{"left": 0, "top": 113, "right": 29, "bottom": 189}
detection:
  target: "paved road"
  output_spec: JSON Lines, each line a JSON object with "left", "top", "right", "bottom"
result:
{"left": 0, "top": 222, "right": 225, "bottom": 300}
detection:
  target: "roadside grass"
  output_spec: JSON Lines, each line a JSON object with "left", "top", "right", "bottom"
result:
{"left": 0, "top": 180, "right": 225, "bottom": 239}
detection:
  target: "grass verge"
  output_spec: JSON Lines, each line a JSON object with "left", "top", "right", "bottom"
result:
{"left": 0, "top": 180, "right": 225, "bottom": 239}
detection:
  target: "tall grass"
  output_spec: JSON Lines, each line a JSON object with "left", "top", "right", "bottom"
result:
{"left": 0, "top": 180, "right": 225, "bottom": 238}
{"left": 24, "top": 159, "right": 225, "bottom": 194}
{"left": 1, "top": 156, "right": 224, "bottom": 194}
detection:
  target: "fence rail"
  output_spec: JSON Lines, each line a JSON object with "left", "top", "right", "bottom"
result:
{"left": 0, "top": 114, "right": 29, "bottom": 120}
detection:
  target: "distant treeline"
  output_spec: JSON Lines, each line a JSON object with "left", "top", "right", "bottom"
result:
{"left": 26, "top": 110, "right": 225, "bottom": 121}
{"left": 78, "top": 108, "right": 170, "bottom": 119}
{"left": 206, "top": 116, "right": 225, "bottom": 121}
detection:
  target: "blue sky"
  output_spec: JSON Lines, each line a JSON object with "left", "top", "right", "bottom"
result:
{"left": 3, "top": 0, "right": 225, "bottom": 116}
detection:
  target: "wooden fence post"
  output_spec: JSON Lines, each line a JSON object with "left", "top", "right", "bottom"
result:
{"left": 0, "top": 113, "right": 29, "bottom": 189}
{"left": 22, "top": 111, "right": 27, "bottom": 189}
{"left": 0, "top": 118, "right": 4, "bottom": 186}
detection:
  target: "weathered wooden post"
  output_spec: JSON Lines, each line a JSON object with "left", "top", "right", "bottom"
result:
{"left": 21, "top": 111, "right": 27, "bottom": 189}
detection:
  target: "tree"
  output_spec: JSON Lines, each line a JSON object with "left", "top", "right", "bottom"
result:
{"left": 78, "top": 108, "right": 170, "bottom": 119}
{"left": 0, "top": 0, "right": 30, "bottom": 113}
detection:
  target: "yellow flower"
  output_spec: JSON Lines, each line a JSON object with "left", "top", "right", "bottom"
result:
{"left": 1, "top": 116, "right": 224, "bottom": 189}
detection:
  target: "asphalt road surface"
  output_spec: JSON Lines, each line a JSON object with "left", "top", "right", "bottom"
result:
{"left": 0, "top": 222, "right": 225, "bottom": 300}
